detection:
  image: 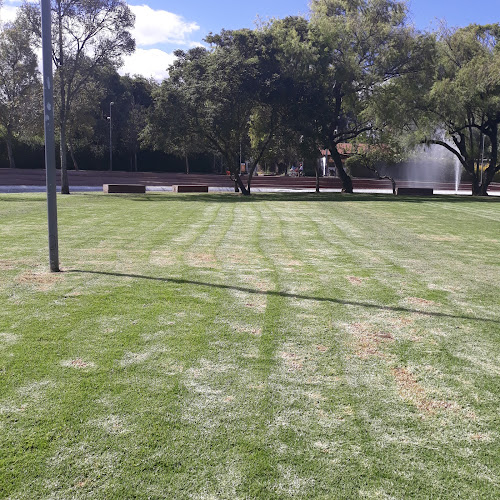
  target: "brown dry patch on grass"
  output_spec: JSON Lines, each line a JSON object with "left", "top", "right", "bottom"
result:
{"left": 469, "top": 433, "right": 493, "bottom": 442}
{"left": 316, "top": 344, "right": 329, "bottom": 353}
{"left": 346, "top": 276, "right": 365, "bottom": 285}
{"left": 348, "top": 322, "right": 394, "bottom": 360}
{"left": 386, "top": 316, "right": 415, "bottom": 328}
{"left": 409, "top": 335, "right": 425, "bottom": 343}
{"left": 392, "top": 367, "right": 460, "bottom": 415}
{"left": 418, "top": 234, "right": 460, "bottom": 242}
{"left": 241, "top": 275, "right": 273, "bottom": 292}
{"left": 150, "top": 250, "right": 176, "bottom": 266}
{"left": 16, "top": 270, "right": 63, "bottom": 290}
{"left": 0, "top": 260, "right": 16, "bottom": 271}
{"left": 240, "top": 296, "right": 267, "bottom": 313}
{"left": 280, "top": 352, "right": 303, "bottom": 371}
{"left": 185, "top": 252, "right": 217, "bottom": 268}
{"left": 226, "top": 252, "right": 252, "bottom": 264}
{"left": 405, "top": 297, "right": 436, "bottom": 307}
{"left": 231, "top": 323, "right": 262, "bottom": 336}
{"left": 61, "top": 359, "right": 95, "bottom": 369}
{"left": 307, "top": 392, "right": 327, "bottom": 402}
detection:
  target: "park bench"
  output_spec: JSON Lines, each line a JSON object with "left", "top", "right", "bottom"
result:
{"left": 396, "top": 187, "right": 433, "bottom": 196}
{"left": 103, "top": 184, "right": 146, "bottom": 194}
{"left": 172, "top": 185, "right": 209, "bottom": 193}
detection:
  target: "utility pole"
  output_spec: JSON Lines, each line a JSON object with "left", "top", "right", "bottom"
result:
{"left": 41, "top": 0, "right": 59, "bottom": 272}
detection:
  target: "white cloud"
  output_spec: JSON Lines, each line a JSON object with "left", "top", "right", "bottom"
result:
{"left": 0, "top": 3, "right": 198, "bottom": 82}
{"left": 1, "top": 3, "right": 20, "bottom": 25}
{"left": 130, "top": 4, "right": 200, "bottom": 47}
{"left": 119, "top": 48, "right": 176, "bottom": 80}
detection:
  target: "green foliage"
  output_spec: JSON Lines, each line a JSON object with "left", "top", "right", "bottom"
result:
{"left": 0, "top": 16, "right": 42, "bottom": 167}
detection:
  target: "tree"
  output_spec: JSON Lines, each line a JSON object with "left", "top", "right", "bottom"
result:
{"left": 374, "top": 23, "right": 500, "bottom": 195}
{"left": 0, "top": 18, "right": 41, "bottom": 168}
{"left": 64, "top": 64, "right": 109, "bottom": 171}
{"left": 142, "top": 75, "right": 204, "bottom": 174}
{"left": 149, "top": 29, "right": 288, "bottom": 195}
{"left": 428, "top": 24, "right": 500, "bottom": 195}
{"left": 308, "top": 0, "right": 431, "bottom": 192}
{"left": 22, "top": 0, "right": 135, "bottom": 193}
{"left": 119, "top": 77, "right": 155, "bottom": 171}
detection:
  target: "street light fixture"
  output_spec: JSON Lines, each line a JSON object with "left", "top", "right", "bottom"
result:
{"left": 108, "top": 101, "right": 114, "bottom": 171}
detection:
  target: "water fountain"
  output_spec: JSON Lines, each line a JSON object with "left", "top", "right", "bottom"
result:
{"left": 380, "top": 143, "right": 462, "bottom": 193}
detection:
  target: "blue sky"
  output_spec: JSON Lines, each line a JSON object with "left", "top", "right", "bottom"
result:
{"left": 122, "top": 0, "right": 500, "bottom": 78}
{"left": 129, "top": 0, "right": 500, "bottom": 39}
{"left": 2, "top": 0, "right": 499, "bottom": 79}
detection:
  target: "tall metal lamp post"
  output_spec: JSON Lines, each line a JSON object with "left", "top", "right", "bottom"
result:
{"left": 41, "top": 0, "right": 59, "bottom": 272}
{"left": 108, "top": 101, "right": 114, "bottom": 171}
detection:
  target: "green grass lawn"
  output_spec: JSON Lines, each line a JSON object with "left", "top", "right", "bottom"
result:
{"left": 0, "top": 192, "right": 499, "bottom": 499}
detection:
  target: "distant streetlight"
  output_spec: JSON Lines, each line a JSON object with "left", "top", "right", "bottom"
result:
{"left": 108, "top": 101, "right": 114, "bottom": 171}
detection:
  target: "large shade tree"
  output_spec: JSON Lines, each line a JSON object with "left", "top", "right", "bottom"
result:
{"left": 427, "top": 24, "right": 500, "bottom": 195}
{"left": 308, "top": 0, "right": 432, "bottom": 192}
{"left": 148, "top": 29, "right": 289, "bottom": 195}
{"left": 374, "top": 23, "right": 500, "bottom": 195}
{"left": 22, "top": 0, "right": 135, "bottom": 193}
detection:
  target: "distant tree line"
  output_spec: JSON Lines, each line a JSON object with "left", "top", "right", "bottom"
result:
{"left": 0, "top": 0, "right": 499, "bottom": 194}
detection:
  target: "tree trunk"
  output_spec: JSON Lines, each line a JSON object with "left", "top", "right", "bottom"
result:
{"left": 134, "top": 151, "right": 138, "bottom": 172}
{"left": 471, "top": 173, "right": 482, "bottom": 196}
{"left": 57, "top": 4, "right": 69, "bottom": 194}
{"left": 234, "top": 172, "right": 250, "bottom": 195}
{"left": 247, "top": 163, "right": 259, "bottom": 195}
{"left": 68, "top": 137, "right": 79, "bottom": 171}
{"left": 315, "top": 164, "right": 320, "bottom": 193}
{"left": 478, "top": 126, "right": 498, "bottom": 196}
{"left": 59, "top": 122, "right": 70, "bottom": 194}
{"left": 5, "top": 127, "right": 16, "bottom": 169}
{"left": 185, "top": 152, "right": 190, "bottom": 174}
{"left": 331, "top": 146, "right": 353, "bottom": 193}
{"left": 364, "top": 163, "right": 397, "bottom": 194}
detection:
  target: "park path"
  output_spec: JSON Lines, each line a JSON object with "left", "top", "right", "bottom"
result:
{"left": 0, "top": 168, "right": 498, "bottom": 193}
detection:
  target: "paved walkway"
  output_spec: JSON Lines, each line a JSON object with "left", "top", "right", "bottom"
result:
{"left": 0, "top": 168, "right": 498, "bottom": 195}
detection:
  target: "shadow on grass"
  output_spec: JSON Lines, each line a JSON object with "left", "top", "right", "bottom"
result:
{"left": 0, "top": 195, "right": 46, "bottom": 203}
{"left": 68, "top": 269, "right": 500, "bottom": 325}
{"left": 127, "top": 192, "right": 499, "bottom": 204}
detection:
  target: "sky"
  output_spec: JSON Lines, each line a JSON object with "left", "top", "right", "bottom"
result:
{"left": 1, "top": 0, "right": 500, "bottom": 80}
